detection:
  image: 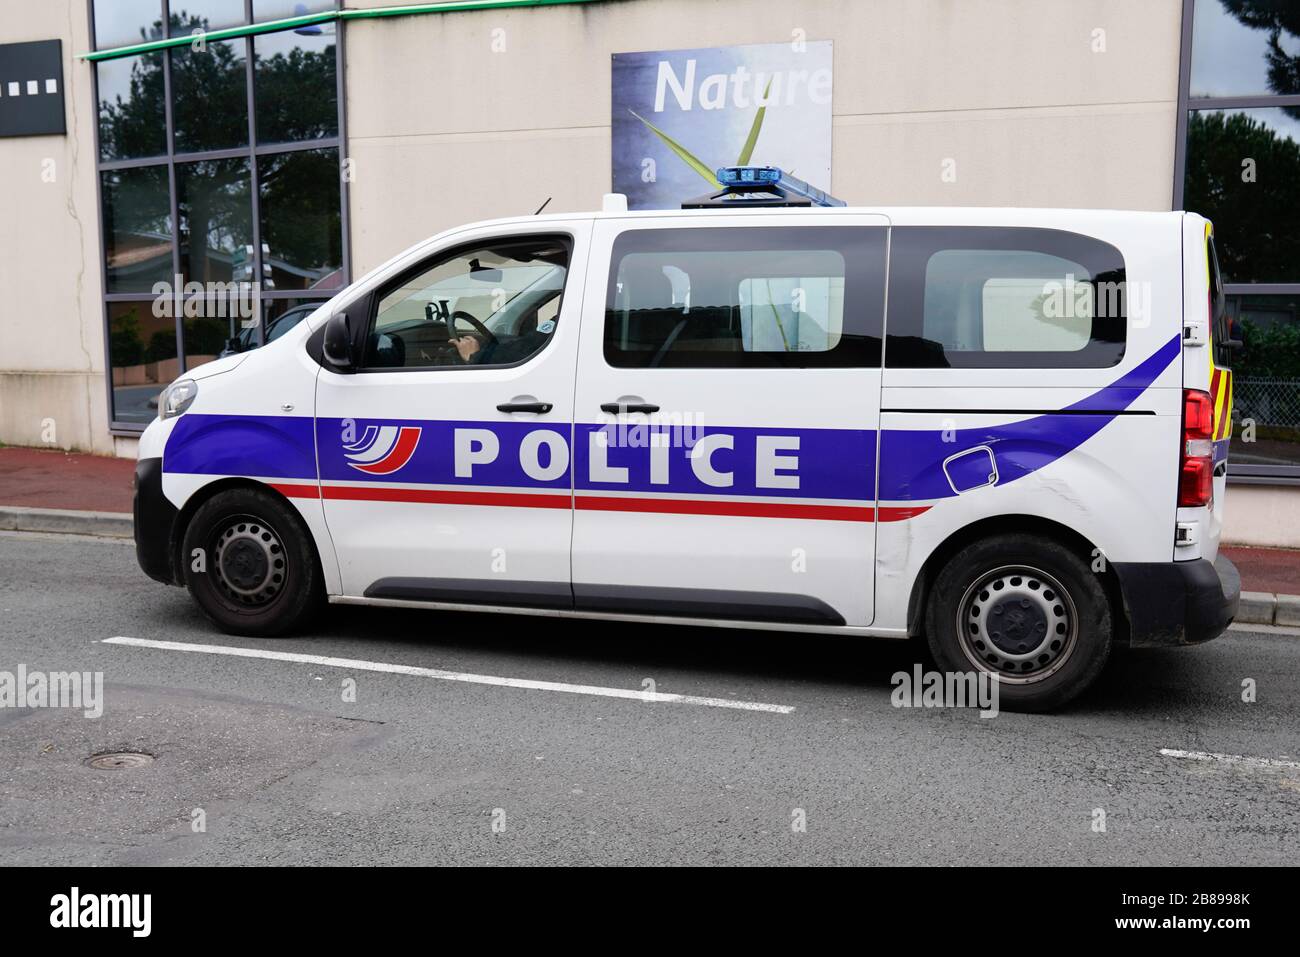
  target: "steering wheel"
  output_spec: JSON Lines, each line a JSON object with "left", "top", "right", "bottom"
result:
{"left": 449, "top": 310, "right": 497, "bottom": 345}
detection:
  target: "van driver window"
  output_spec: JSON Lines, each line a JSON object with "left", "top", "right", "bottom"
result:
{"left": 364, "top": 237, "right": 570, "bottom": 369}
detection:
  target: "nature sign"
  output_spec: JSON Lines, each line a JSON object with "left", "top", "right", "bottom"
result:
{"left": 611, "top": 40, "right": 833, "bottom": 210}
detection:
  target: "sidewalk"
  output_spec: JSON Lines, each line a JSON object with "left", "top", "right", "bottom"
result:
{"left": 0, "top": 447, "right": 135, "bottom": 538}
{"left": 1220, "top": 545, "right": 1300, "bottom": 627}
{"left": 0, "top": 445, "right": 1297, "bottom": 624}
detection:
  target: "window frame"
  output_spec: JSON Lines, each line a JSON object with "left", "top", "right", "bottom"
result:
{"left": 602, "top": 225, "right": 887, "bottom": 370}
{"left": 1175, "top": 0, "right": 1300, "bottom": 483}
{"left": 353, "top": 232, "right": 576, "bottom": 374}
{"left": 90, "top": 0, "right": 348, "bottom": 433}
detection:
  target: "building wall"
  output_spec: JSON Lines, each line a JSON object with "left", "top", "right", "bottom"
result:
{"left": 1221, "top": 485, "right": 1300, "bottom": 548}
{"left": 344, "top": 0, "right": 1184, "bottom": 272}
{"left": 0, "top": 0, "right": 117, "bottom": 455}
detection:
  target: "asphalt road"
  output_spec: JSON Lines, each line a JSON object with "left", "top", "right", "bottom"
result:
{"left": 2, "top": 530, "right": 1298, "bottom": 866}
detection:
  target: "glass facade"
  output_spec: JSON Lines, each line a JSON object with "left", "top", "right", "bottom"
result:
{"left": 170, "top": 39, "right": 250, "bottom": 154}
{"left": 101, "top": 164, "right": 173, "bottom": 295}
{"left": 92, "top": 0, "right": 346, "bottom": 429}
{"left": 1226, "top": 293, "right": 1300, "bottom": 473}
{"left": 93, "top": 0, "right": 167, "bottom": 50}
{"left": 96, "top": 53, "right": 167, "bottom": 161}
{"left": 1179, "top": 0, "right": 1300, "bottom": 478}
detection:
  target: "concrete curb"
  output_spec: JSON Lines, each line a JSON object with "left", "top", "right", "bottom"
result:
{"left": 1278, "top": 594, "right": 1300, "bottom": 628}
{"left": 1236, "top": 590, "right": 1300, "bottom": 628}
{"left": 1237, "top": 591, "right": 1276, "bottom": 625}
{"left": 0, "top": 505, "right": 132, "bottom": 539}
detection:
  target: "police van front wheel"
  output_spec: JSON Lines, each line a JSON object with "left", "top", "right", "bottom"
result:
{"left": 181, "top": 488, "right": 324, "bottom": 637}
{"left": 924, "top": 534, "right": 1112, "bottom": 712}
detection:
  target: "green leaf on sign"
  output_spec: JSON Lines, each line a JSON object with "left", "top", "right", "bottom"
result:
{"left": 736, "top": 77, "right": 773, "bottom": 166}
{"left": 630, "top": 110, "right": 720, "bottom": 189}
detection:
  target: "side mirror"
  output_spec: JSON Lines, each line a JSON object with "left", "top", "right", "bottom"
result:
{"left": 323, "top": 310, "right": 354, "bottom": 370}
{"left": 223, "top": 336, "right": 243, "bottom": 354}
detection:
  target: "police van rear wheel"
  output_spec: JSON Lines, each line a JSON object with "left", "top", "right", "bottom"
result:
{"left": 182, "top": 488, "right": 324, "bottom": 637}
{"left": 924, "top": 534, "right": 1112, "bottom": 712}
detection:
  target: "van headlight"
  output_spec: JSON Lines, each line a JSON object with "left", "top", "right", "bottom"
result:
{"left": 159, "top": 379, "right": 198, "bottom": 419}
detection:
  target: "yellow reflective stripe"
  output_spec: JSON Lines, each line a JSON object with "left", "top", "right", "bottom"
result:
{"left": 1223, "top": 370, "right": 1234, "bottom": 440}
{"left": 1213, "top": 369, "right": 1227, "bottom": 435}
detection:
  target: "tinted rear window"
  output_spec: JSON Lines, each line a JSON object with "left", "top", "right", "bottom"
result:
{"left": 604, "top": 226, "right": 886, "bottom": 369}
{"left": 886, "top": 226, "right": 1128, "bottom": 369}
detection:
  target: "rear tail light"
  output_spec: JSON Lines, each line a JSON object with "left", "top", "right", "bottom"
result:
{"left": 1179, "top": 389, "right": 1214, "bottom": 508}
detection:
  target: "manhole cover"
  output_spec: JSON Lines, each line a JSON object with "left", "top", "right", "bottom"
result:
{"left": 84, "top": 751, "right": 155, "bottom": 770}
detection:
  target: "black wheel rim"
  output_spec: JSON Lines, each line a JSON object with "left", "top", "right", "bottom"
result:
{"left": 210, "top": 513, "right": 288, "bottom": 608}
{"left": 955, "top": 564, "right": 1079, "bottom": 684}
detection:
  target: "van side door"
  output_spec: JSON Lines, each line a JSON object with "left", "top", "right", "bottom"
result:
{"left": 312, "top": 222, "right": 591, "bottom": 604}
{"left": 875, "top": 218, "right": 1184, "bottom": 632}
{"left": 569, "top": 215, "right": 890, "bottom": 628}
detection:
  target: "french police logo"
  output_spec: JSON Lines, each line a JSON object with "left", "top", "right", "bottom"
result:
{"left": 344, "top": 425, "right": 422, "bottom": 475}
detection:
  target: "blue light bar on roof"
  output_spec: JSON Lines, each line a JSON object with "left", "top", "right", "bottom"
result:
{"left": 714, "top": 166, "right": 846, "bottom": 207}
{"left": 717, "top": 165, "right": 782, "bottom": 186}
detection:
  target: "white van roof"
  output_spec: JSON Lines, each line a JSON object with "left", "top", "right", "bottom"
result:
{"left": 461, "top": 204, "right": 1190, "bottom": 231}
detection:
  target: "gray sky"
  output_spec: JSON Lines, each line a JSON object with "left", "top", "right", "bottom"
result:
{"left": 1192, "top": 0, "right": 1300, "bottom": 98}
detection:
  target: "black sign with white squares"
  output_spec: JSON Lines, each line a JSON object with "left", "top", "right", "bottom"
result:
{"left": 0, "top": 40, "right": 66, "bottom": 138}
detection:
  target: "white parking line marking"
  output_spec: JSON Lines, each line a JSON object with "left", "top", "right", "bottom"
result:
{"left": 102, "top": 636, "right": 795, "bottom": 714}
{"left": 1160, "top": 748, "right": 1300, "bottom": 770}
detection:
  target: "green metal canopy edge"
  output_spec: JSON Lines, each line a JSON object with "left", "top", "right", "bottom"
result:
{"left": 82, "top": 0, "right": 613, "bottom": 62}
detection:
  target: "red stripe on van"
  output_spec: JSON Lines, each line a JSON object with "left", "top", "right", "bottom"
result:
{"left": 270, "top": 483, "right": 932, "bottom": 523}
{"left": 575, "top": 496, "right": 930, "bottom": 523}
{"left": 269, "top": 483, "right": 321, "bottom": 499}
{"left": 271, "top": 483, "right": 572, "bottom": 510}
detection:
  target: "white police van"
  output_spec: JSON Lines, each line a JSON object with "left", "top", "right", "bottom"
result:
{"left": 134, "top": 167, "right": 1240, "bottom": 710}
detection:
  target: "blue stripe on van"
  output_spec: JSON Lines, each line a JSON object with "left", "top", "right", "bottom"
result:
{"left": 163, "top": 335, "right": 1181, "bottom": 506}
{"left": 879, "top": 334, "right": 1180, "bottom": 501}
{"left": 165, "top": 412, "right": 316, "bottom": 479}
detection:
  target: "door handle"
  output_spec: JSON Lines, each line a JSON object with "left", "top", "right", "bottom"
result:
{"left": 600, "top": 402, "right": 660, "bottom": 414}
{"left": 497, "top": 401, "right": 553, "bottom": 414}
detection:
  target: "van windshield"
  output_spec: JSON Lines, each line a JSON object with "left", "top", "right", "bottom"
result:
{"left": 404, "top": 262, "right": 565, "bottom": 335}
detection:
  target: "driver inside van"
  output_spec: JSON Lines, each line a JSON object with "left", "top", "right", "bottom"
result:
{"left": 449, "top": 319, "right": 551, "bottom": 366}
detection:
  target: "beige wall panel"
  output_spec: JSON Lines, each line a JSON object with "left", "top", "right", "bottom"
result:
{"left": 346, "top": 0, "right": 1181, "bottom": 133}
{"left": 0, "top": 1, "right": 112, "bottom": 453}
{"left": 831, "top": 104, "right": 1177, "bottom": 209}
{"left": 348, "top": 128, "right": 609, "bottom": 272}
{"left": 0, "top": 373, "right": 110, "bottom": 453}
{"left": 1224, "top": 487, "right": 1300, "bottom": 549}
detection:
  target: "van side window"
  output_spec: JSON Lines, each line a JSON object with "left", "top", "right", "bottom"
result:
{"left": 363, "top": 236, "right": 570, "bottom": 370}
{"left": 886, "top": 227, "right": 1128, "bottom": 369}
{"left": 604, "top": 226, "right": 886, "bottom": 369}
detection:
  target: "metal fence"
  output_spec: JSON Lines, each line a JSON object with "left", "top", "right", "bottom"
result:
{"left": 1234, "top": 377, "right": 1300, "bottom": 430}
